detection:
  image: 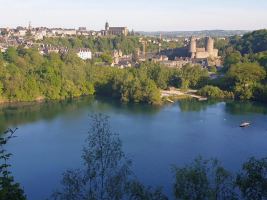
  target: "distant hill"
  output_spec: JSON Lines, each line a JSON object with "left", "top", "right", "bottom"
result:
{"left": 136, "top": 30, "right": 251, "bottom": 37}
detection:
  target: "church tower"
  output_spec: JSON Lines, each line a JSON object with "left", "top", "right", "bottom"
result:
{"left": 105, "top": 21, "right": 109, "bottom": 31}
{"left": 29, "top": 21, "right": 32, "bottom": 30}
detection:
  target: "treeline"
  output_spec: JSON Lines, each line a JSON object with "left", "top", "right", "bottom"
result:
{"left": 172, "top": 155, "right": 267, "bottom": 200}
{"left": 0, "top": 46, "right": 212, "bottom": 104}
{"left": 39, "top": 34, "right": 183, "bottom": 55}
{"left": 198, "top": 29, "right": 267, "bottom": 101}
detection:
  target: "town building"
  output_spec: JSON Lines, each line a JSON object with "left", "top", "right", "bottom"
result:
{"left": 75, "top": 48, "right": 92, "bottom": 60}
{"left": 103, "top": 21, "right": 128, "bottom": 36}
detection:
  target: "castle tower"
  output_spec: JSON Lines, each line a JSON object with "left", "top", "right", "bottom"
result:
{"left": 205, "top": 37, "right": 214, "bottom": 53}
{"left": 188, "top": 36, "right": 196, "bottom": 58}
{"left": 105, "top": 21, "right": 109, "bottom": 31}
{"left": 29, "top": 21, "right": 32, "bottom": 30}
{"left": 118, "top": 49, "right": 122, "bottom": 57}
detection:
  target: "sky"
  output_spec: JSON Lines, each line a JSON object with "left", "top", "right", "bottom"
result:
{"left": 0, "top": 0, "right": 266, "bottom": 31}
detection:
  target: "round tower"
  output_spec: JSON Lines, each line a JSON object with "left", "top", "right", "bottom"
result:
{"left": 205, "top": 37, "right": 214, "bottom": 53}
{"left": 105, "top": 21, "right": 109, "bottom": 31}
{"left": 188, "top": 36, "right": 196, "bottom": 58}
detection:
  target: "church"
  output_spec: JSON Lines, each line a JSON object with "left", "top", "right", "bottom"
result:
{"left": 102, "top": 21, "right": 128, "bottom": 36}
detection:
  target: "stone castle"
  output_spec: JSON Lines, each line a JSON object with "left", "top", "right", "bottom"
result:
{"left": 160, "top": 36, "right": 218, "bottom": 59}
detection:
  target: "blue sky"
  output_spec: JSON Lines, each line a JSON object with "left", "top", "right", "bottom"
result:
{"left": 1, "top": 0, "right": 266, "bottom": 31}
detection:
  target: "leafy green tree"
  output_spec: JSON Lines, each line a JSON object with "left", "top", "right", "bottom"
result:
{"left": 224, "top": 52, "right": 241, "bottom": 69}
{"left": 52, "top": 114, "right": 133, "bottom": 199}
{"left": 51, "top": 114, "right": 167, "bottom": 199}
{"left": 209, "top": 66, "right": 217, "bottom": 72}
{"left": 101, "top": 54, "right": 113, "bottom": 63}
{"left": 225, "top": 62, "right": 266, "bottom": 87}
{"left": 168, "top": 42, "right": 176, "bottom": 49}
{"left": 4, "top": 47, "right": 18, "bottom": 63}
{"left": 236, "top": 157, "right": 267, "bottom": 199}
{"left": 197, "top": 85, "right": 234, "bottom": 98}
{"left": 0, "top": 128, "right": 26, "bottom": 199}
{"left": 172, "top": 155, "right": 237, "bottom": 200}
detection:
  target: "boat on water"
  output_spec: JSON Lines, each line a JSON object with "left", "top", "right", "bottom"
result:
{"left": 239, "top": 122, "right": 250, "bottom": 127}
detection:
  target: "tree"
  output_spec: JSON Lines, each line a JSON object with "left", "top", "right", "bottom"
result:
{"left": 0, "top": 128, "right": 26, "bottom": 199}
{"left": 51, "top": 114, "right": 167, "bottom": 199}
{"left": 172, "top": 155, "right": 237, "bottom": 200}
{"left": 0, "top": 52, "right": 3, "bottom": 66}
{"left": 236, "top": 157, "right": 267, "bottom": 199}
{"left": 101, "top": 54, "right": 113, "bottom": 63}
{"left": 52, "top": 114, "right": 133, "bottom": 199}
{"left": 225, "top": 62, "right": 266, "bottom": 87}
{"left": 1, "top": 30, "right": 8, "bottom": 36}
{"left": 131, "top": 29, "right": 135, "bottom": 36}
{"left": 224, "top": 52, "right": 241, "bottom": 69}
{"left": 4, "top": 46, "right": 18, "bottom": 63}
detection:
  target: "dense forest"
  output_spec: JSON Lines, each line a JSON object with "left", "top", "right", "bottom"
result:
{"left": 0, "top": 45, "right": 209, "bottom": 104}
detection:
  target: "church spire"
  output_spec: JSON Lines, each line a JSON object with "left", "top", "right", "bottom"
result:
{"left": 29, "top": 21, "right": 32, "bottom": 30}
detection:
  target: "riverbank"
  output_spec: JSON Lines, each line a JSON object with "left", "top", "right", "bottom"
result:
{"left": 160, "top": 89, "right": 204, "bottom": 102}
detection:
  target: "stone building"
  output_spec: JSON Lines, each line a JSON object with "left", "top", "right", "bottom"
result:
{"left": 103, "top": 21, "right": 128, "bottom": 36}
{"left": 188, "top": 36, "right": 218, "bottom": 59}
{"left": 160, "top": 36, "right": 218, "bottom": 59}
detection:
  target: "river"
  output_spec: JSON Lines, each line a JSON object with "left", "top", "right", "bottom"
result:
{"left": 1, "top": 96, "right": 267, "bottom": 199}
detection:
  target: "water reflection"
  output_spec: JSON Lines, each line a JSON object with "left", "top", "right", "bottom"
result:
{"left": 0, "top": 96, "right": 96, "bottom": 133}
{"left": 0, "top": 96, "right": 162, "bottom": 134}
{"left": 225, "top": 100, "right": 267, "bottom": 115}
{"left": 178, "top": 98, "right": 225, "bottom": 112}
{"left": 178, "top": 98, "right": 267, "bottom": 115}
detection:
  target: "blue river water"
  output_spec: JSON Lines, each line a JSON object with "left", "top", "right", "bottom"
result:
{"left": 0, "top": 96, "right": 267, "bottom": 199}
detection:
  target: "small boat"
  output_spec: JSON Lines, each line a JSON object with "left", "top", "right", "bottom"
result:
{"left": 167, "top": 99, "right": 174, "bottom": 103}
{"left": 239, "top": 122, "right": 249, "bottom": 127}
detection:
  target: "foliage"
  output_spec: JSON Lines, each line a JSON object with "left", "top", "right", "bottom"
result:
{"left": 209, "top": 66, "right": 217, "bottom": 72}
{"left": 0, "top": 128, "right": 26, "bottom": 199}
{"left": 224, "top": 52, "right": 242, "bottom": 69}
{"left": 52, "top": 114, "right": 133, "bottom": 199}
{"left": 0, "top": 52, "right": 3, "bottom": 66}
{"left": 236, "top": 157, "right": 267, "bottom": 199}
{"left": 233, "top": 29, "right": 267, "bottom": 55}
{"left": 197, "top": 85, "right": 234, "bottom": 98}
{"left": 178, "top": 65, "right": 209, "bottom": 91}
{"left": 4, "top": 47, "right": 18, "bottom": 63}
{"left": 51, "top": 114, "right": 167, "bottom": 199}
{"left": 172, "top": 155, "right": 237, "bottom": 200}
{"left": 225, "top": 62, "right": 266, "bottom": 87}
{"left": 101, "top": 53, "right": 113, "bottom": 63}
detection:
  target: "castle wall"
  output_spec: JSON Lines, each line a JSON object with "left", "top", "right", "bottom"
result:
{"left": 196, "top": 52, "right": 209, "bottom": 59}
{"left": 196, "top": 48, "right": 206, "bottom": 52}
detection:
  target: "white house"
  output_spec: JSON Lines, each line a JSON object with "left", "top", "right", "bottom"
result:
{"left": 75, "top": 48, "right": 92, "bottom": 60}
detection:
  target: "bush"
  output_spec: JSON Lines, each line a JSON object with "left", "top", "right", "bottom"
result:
{"left": 197, "top": 85, "right": 234, "bottom": 98}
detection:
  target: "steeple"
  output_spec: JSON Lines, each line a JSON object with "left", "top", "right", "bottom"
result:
{"left": 29, "top": 21, "right": 32, "bottom": 30}
{"left": 105, "top": 21, "right": 109, "bottom": 31}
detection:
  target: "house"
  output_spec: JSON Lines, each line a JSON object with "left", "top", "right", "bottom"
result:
{"left": 75, "top": 48, "right": 92, "bottom": 60}
{"left": 19, "top": 29, "right": 28, "bottom": 36}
